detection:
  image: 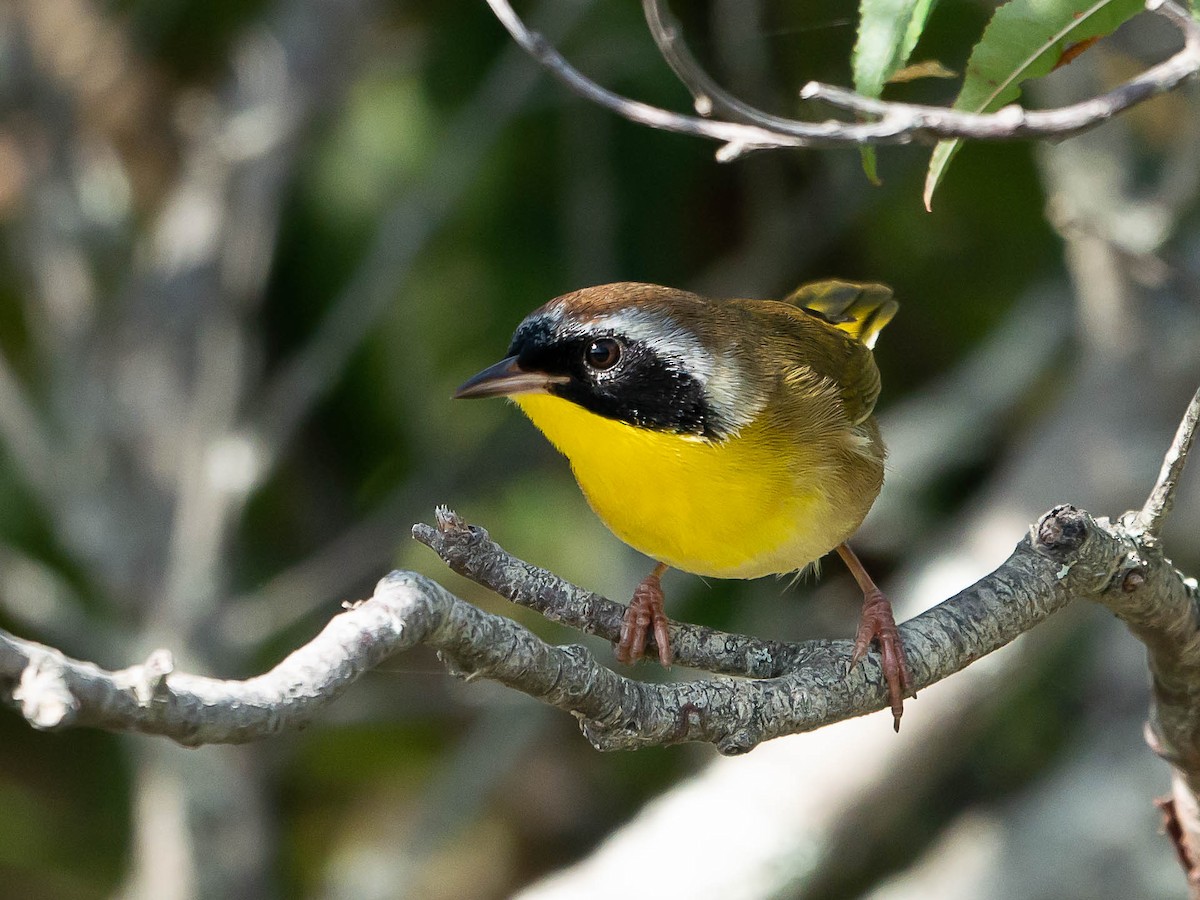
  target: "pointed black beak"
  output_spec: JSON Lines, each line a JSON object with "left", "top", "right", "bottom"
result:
{"left": 454, "top": 356, "right": 566, "bottom": 400}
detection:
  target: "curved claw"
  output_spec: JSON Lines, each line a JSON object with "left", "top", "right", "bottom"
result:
{"left": 852, "top": 588, "right": 913, "bottom": 731}
{"left": 615, "top": 565, "right": 673, "bottom": 668}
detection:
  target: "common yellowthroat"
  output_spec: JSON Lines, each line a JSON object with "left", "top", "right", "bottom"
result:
{"left": 456, "top": 281, "right": 912, "bottom": 727}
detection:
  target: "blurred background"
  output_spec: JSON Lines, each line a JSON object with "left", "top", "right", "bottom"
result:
{"left": 1, "top": 0, "right": 1199, "bottom": 897}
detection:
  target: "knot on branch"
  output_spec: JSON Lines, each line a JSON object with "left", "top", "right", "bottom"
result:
{"left": 577, "top": 695, "right": 736, "bottom": 753}
{"left": 13, "top": 653, "right": 77, "bottom": 729}
{"left": 716, "top": 728, "right": 760, "bottom": 756}
{"left": 114, "top": 649, "right": 176, "bottom": 707}
{"left": 1123, "top": 567, "right": 1148, "bottom": 593}
{"left": 1033, "top": 504, "right": 1090, "bottom": 562}
{"left": 413, "top": 505, "right": 491, "bottom": 558}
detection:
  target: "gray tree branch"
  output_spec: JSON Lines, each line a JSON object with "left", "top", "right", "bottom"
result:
{"left": 1112, "top": 385, "right": 1200, "bottom": 892}
{"left": 485, "top": 0, "right": 1200, "bottom": 159}
{"left": 1138, "top": 386, "right": 1200, "bottom": 538}
{"left": 2, "top": 459, "right": 1196, "bottom": 754}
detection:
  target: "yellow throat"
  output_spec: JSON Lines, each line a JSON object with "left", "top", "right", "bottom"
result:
{"left": 513, "top": 393, "right": 864, "bottom": 579}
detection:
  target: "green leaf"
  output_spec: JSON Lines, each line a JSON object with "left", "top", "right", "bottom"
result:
{"left": 852, "top": 0, "right": 937, "bottom": 183}
{"left": 923, "top": 0, "right": 1144, "bottom": 210}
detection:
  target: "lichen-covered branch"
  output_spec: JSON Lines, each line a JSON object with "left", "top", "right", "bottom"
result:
{"left": 411, "top": 507, "right": 810, "bottom": 679}
{"left": 1096, "top": 387, "right": 1200, "bottom": 891}
{"left": 1, "top": 385, "right": 1197, "bottom": 765}
{"left": 485, "top": 0, "right": 1200, "bottom": 159}
{"left": 0, "top": 500, "right": 1186, "bottom": 753}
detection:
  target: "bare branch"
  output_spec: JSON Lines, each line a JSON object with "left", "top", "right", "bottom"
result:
{"left": 411, "top": 506, "right": 809, "bottom": 679}
{"left": 641, "top": 0, "right": 795, "bottom": 128}
{"left": 3, "top": 379, "right": 1198, "bottom": 752}
{"left": 1096, "top": 494, "right": 1200, "bottom": 892}
{"left": 5, "top": 498, "right": 1191, "bottom": 753}
{"left": 485, "top": 0, "right": 1200, "bottom": 157}
{"left": 484, "top": 0, "right": 910, "bottom": 156}
{"left": 1, "top": 576, "right": 427, "bottom": 744}
{"left": 1138, "top": 386, "right": 1200, "bottom": 538}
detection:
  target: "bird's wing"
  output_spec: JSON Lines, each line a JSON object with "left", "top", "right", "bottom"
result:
{"left": 781, "top": 280, "right": 897, "bottom": 350}
{"left": 726, "top": 290, "right": 890, "bottom": 426}
{"left": 781, "top": 281, "right": 897, "bottom": 424}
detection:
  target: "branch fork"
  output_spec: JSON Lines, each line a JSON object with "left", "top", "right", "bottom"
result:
{"left": 1, "top": 384, "right": 1199, "bottom": 877}
{"left": 0, "top": 497, "right": 1180, "bottom": 750}
{"left": 484, "top": 0, "right": 1200, "bottom": 159}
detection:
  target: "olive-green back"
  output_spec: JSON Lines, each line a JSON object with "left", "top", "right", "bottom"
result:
{"left": 722, "top": 281, "right": 896, "bottom": 428}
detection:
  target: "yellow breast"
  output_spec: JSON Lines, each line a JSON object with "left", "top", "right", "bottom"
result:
{"left": 514, "top": 393, "right": 873, "bottom": 578}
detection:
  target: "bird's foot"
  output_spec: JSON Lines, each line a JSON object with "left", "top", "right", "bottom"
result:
{"left": 851, "top": 588, "right": 913, "bottom": 732}
{"left": 616, "top": 565, "right": 672, "bottom": 667}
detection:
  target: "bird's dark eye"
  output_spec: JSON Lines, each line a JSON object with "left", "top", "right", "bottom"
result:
{"left": 584, "top": 338, "right": 621, "bottom": 370}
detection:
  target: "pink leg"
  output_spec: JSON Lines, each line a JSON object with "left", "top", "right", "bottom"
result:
{"left": 616, "top": 563, "right": 672, "bottom": 668}
{"left": 836, "top": 543, "right": 913, "bottom": 731}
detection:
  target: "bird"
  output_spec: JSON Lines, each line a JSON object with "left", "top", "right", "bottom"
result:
{"left": 454, "top": 280, "right": 913, "bottom": 728}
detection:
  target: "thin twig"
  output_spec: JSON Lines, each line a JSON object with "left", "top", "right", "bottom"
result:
{"left": 485, "top": 0, "right": 911, "bottom": 156}
{"left": 411, "top": 507, "right": 812, "bottom": 679}
{"left": 641, "top": 0, "right": 793, "bottom": 128}
{"left": 1137, "top": 386, "right": 1200, "bottom": 538}
{"left": 485, "top": 0, "right": 1200, "bottom": 158}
